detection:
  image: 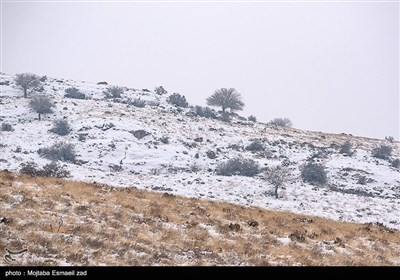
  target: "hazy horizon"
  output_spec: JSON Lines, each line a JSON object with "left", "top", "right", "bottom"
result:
{"left": 2, "top": 1, "right": 399, "bottom": 140}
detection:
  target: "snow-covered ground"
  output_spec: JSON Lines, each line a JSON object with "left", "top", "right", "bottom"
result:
{"left": 1, "top": 73, "right": 399, "bottom": 229}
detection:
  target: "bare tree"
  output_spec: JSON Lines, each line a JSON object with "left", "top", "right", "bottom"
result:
{"left": 14, "top": 73, "right": 41, "bottom": 98}
{"left": 206, "top": 88, "right": 245, "bottom": 113}
{"left": 29, "top": 95, "right": 55, "bottom": 121}
{"left": 265, "top": 166, "right": 290, "bottom": 199}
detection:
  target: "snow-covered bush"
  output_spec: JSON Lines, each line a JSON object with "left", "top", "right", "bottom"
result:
{"left": 372, "top": 145, "right": 392, "bottom": 160}
{"left": 391, "top": 158, "right": 400, "bottom": 169}
{"left": 64, "top": 87, "right": 86, "bottom": 99}
{"left": 38, "top": 142, "right": 76, "bottom": 163}
{"left": 167, "top": 93, "right": 189, "bottom": 108}
{"left": 41, "top": 162, "right": 70, "bottom": 178}
{"left": 130, "top": 98, "right": 146, "bottom": 108}
{"left": 248, "top": 115, "right": 257, "bottom": 122}
{"left": 357, "top": 175, "right": 367, "bottom": 185}
{"left": 49, "top": 119, "right": 71, "bottom": 136}
{"left": 301, "top": 162, "right": 327, "bottom": 185}
{"left": 339, "top": 141, "right": 353, "bottom": 156}
{"left": 245, "top": 140, "right": 265, "bottom": 152}
{"left": 216, "top": 157, "right": 260, "bottom": 177}
{"left": 104, "top": 86, "right": 124, "bottom": 99}
{"left": 269, "top": 117, "right": 292, "bottom": 127}
{"left": 19, "top": 161, "right": 41, "bottom": 176}
{"left": 1, "top": 123, "right": 13, "bottom": 131}
{"left": 19, "top": 161, "right": 70, "bottom": 178}
{"left": 218, "top": 112, "right": 231, "bottom": 123}
{"left": 190, "top": 106, "right": 217, "bottom": 119}
{"left": 159, "top": 136, "right": 170, "bottom": 144}
{"left": 154, "top": 86, "right": 168, "bottom": 95}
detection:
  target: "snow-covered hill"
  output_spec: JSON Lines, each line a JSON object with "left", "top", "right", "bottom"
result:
{"left": 1, "top": 73, "right": 399, "bottom": 229}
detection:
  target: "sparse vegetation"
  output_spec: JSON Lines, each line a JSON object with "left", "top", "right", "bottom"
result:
{"left": 1, "top": 171, "right": 399, "bottom": 266}
{"left": 301, "top": 162, "right": 327, "bottom": 186}
{"left": 167, "top": 93, "right": 189, "bottom": 108}
{"left": 269, "top": 117, "right": 293, "bottom": 127}
{"left": 216, "top": 157, "right": 260, "bottom": 177}
{"left": 14, "top": 73, "right": 41, "bottom": 98}
{"left": 104, "top": 86, "right": 124, "bottom": 99}
{"left": 49, "top": 119, "right": 71, "bottom": 136}
{"left": 38, "top": 142, "right": 76, "bottom": 163}
{"left": 29, "top": 95, "right": 55, "bottom": 121}
{"left": 64, "top": 87, "right": 86, "bottom": 99}
{"left": 1, "top": 123, "right": 13, "bottom": 131}
{"left": 206, "top": 88, "right": 244, "bottom": 113}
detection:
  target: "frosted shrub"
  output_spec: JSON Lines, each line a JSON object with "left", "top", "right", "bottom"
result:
{"left": 301, "top": 162, "right": 327, "bottom": 185}
{"left": 167, "top": 93, "right": 189, "bottom": 108}
{"left": 372, "top": 145, "right": 392, "bottom": 160}
{"left": 64, "top": 87, "right": 86, "bottom": 99}
{"left": 216, "top": 157, "right": 260, "bottom": 177}
{"left": 49, "top": 119, "right": 71, "bottom": 136}
{"left": 38, "top": 142, "right": 76, "bottom": 163}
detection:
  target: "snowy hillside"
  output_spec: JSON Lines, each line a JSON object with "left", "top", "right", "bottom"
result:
{"left": 0, "top": 73, "right": 399, "bottom": 229}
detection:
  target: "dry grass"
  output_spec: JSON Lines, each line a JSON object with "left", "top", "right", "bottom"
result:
{"left": 1, "top": 170, "right": 399, "bottom": 266}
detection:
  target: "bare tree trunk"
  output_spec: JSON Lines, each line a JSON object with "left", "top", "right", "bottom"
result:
{"left": 24, "top": 88, "right": 27, "bottom": 98}
{"left": 274, "top": 185, "right": 278, "bottom": 199}
{"left": 38, "top": 113, "right": 41, "bottom": 121}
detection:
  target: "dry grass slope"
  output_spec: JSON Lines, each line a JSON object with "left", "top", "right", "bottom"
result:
{"left": 1, "top": 171, "right": 399, "bottom": 266}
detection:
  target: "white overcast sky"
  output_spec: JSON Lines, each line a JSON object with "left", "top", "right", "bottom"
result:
{"left": 1, "top": 1, "right": 399, "bottom": 140}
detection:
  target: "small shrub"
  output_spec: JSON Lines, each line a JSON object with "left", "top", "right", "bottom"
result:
{"left": 64, "top": 87, "right": 86, "bottom": 99}
{"left": 219, "top": 112, "right": 231, "bottom": 123}
{"left": 159, "top": 136, "right": 170, "bottom": 144}
{"left": 301, "top": 162, "right": 327, "bottom": 185}
{"left": 49, "top": 119, "right": 71, "bottom": 136}
{"left": 357, "top": 176, "right": 367, "bottom": 185}
{"left": 41, "top": 162, "right": 70, "bottom": 178}
{"left": 269, "top": 117, "right": 293, "bottom": 127}
{"left": 216, "top": 157, "right": 260, "bottom": 177}
{"left": 391, "top": 158, "right": 400, "bottom": 169}
{"left": 339, "top": 141, "right": 353, "bottom": 156}
{"left": 372, "top": 145, "right": 392, "bottom": 160}
{"left": 38, "top": 142, "right": 76, "bottom": 163}
{"left": 19, "top": 162, "right": 41, "bottom": 176}
{"left": 191, "top": 106, "right": 217, "bottom": 119}
{"left": 248, "top": 115, "right": 257, "bottom": 122}
{"left": 167, "top": 93, "right": 189, "bottom": 108}
{"left": 130, "top": 98, "right": 146, "bottom": 108}
{"left": 206, "top": 150, "right": 217, "bottom": 159}
{"left": 104, "top": 86, "right": 124, "bottom": 99}
{"left": 385, "top": 136, "right": 394, "bottom": 143}
{"left": 245, "top": 140, "right": 265, "bottom": 152}
{"left": 1, "top": 123, "right": 13, "bottom": 131}
{"left": 154, "top": 86, "right": 168, "bottom": 95}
